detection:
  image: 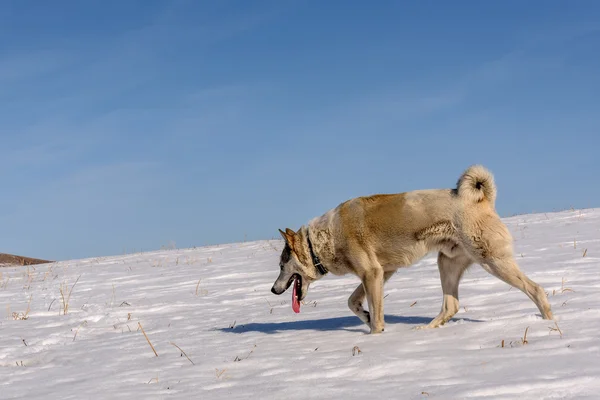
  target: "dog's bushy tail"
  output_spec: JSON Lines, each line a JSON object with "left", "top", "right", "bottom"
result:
{"left": 456, "top": 165, "right": 497, "bottom": 206}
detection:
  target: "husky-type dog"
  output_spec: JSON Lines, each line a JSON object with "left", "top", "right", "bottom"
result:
{"left": 271, "top": 165, "right": 553, "bottom": 333}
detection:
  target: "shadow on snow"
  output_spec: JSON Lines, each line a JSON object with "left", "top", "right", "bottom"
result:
{"left": 217, "top": 315, "right": 483, "bottom": 334}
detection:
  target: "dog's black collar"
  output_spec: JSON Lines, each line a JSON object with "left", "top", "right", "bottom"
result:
{"left": 307, "top": 228, "right": 328, "bottom": 276}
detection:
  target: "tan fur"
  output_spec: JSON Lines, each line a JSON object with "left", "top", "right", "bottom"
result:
{"left": 272, "top": 165, "right": 553, "bottom": 334}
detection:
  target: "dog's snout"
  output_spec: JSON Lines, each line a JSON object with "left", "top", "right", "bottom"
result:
{"left": 271, "top": 286, "right": 280, "bottom": 295}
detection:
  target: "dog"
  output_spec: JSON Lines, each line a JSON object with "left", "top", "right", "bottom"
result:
{"left": 271, "top": 165, "right": 554, "bottom": 333}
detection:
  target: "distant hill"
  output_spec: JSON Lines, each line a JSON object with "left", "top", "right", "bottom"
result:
{"left": 0, "top": 253, "right": 52, "bottom": 266}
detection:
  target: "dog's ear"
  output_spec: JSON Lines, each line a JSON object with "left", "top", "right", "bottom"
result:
{"left": 279, "top": 228, "right": 296, "bottom": 247}
{"left": 278, "top": 229, "right": 288, "bottom": 243}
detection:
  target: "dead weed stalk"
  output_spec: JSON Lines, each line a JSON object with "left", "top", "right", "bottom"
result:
{"left": 59, "top": 275, "right": 81, "bottom": 315}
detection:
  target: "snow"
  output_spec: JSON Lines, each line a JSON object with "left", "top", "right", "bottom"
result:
{"left": 1, "top": 209, "right": 599, "bottom": 399}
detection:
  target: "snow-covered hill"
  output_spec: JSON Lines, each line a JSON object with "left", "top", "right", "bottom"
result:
{"left": 1, "top": 209, "right": 599, "bottom": 399}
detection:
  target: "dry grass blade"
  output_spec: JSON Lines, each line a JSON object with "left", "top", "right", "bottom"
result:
{"left": 67, "top": 275, "right": 81, "bottom": 304}
{"left": 12, "top": 295, "right": 33, "bottom": 320}
{"left": 24, "top": 295, "right": 32, "bottom": 318}
{"left": 521, "top": 326, "right": 529, "bottom": 345}
{"left": 73, "top": 320, "right": 88, "bottom": 342}
{"left": 215, "top": 368, "right": 227, "bottom": 379}
{"left": 263, "top": 298, "right": 274, "bottom": 314}
{"left": 561, "top": 278, "right": 574, "bottom": 294}
{"left": 352, "top": 346, "right": 362, "bottom": 356}
{"left": 138, "top": 322, "right": 158, "bottom": 357}
{"left": 48, "top": 299, "right": 56, "bottom": 312}
{"left": 195, "top": 279, "right": 201, "bottom": 296}
{"left": 582, "top": 249, "right": 588, "bottom": 257}
{"left": 59, "top": 287, "right": 65, "bottom": 314}
{"left": 170, "top": 342, "right": 195, "bottom": 365}
{"left": 410, "top": 301, "right": 417, "bottom": 307}
{"left": 234, "top": 344, "right": 257, "bottom": 362}
{"left": 548, "top": 321, "right": 564, "bottom": 338}
{"left": 60, "top": 275, "right": 81, "bottom": 315}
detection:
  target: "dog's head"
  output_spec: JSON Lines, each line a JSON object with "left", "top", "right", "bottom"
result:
{"left": 271, "top": 228, "right": 320, "bottom": 301}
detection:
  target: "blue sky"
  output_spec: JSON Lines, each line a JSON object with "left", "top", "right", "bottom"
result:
{"left": 1, "top": 1, "right": 599, "bottom": 261}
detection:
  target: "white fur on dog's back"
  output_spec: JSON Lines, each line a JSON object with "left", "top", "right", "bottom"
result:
{"left": 456, "top": 165, "right": 497, "bottom": 206}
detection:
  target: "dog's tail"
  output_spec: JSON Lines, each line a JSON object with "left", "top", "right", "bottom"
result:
{"left": 456, "top": 165, "right": 497, "bottom": 206}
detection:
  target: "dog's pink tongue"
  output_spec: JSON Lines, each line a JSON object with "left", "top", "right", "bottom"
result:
{"left": 292, "top": 277, "right": 301, "bottom": 313}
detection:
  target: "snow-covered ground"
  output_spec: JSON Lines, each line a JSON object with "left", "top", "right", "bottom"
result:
{"left": 1, "top": 209, "right": 599, "bottom": 399}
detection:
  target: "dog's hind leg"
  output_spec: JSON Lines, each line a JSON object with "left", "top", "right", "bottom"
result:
{"left": 348, "top": 270, "right": 395, "bottom": 330}
{"left": 421, "top": 252, "right": 472, "bottom": 329}
{"left": 479, "top": 256, "right": 553, "bottom": 320}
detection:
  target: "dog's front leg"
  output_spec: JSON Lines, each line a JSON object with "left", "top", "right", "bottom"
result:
{"left": 348, "top": 283, "right": 371, "bottom": 326}
{"left": 349, "top": 270, "right": 396, "bottom": 330}
{"left": 362, "top": 269, "right": 385, "bottom": 334}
